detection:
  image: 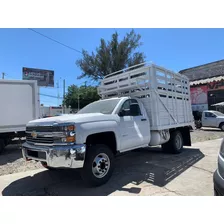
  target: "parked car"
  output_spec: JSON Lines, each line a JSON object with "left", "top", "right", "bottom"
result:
{"left": 213, "top": 138, "right": 224, "bottom": 196}
{"left": 196, "top": 110, "right": 224, "bottom": 131}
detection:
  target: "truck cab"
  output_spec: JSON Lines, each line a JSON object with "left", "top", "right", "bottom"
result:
{"left": 201, "top": 110, "right": 224, "bottom": 130}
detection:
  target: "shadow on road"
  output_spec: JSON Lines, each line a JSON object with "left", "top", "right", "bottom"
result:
{"left": 2, "top": 146, "right": 204, "bottom": 196}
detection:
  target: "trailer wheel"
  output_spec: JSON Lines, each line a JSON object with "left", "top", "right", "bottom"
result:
{"left": 162, "top": 130, "right": 183, "bottom": 154}
{"left": 81, "top": 144, "right": 115, "bottom": 187}
{"left": 0, "top": 139, "right": 5, "bottom": 154}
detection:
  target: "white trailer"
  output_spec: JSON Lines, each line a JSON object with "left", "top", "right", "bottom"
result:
{"left": 0, "top": 80, "right": 39, "bottom": 153}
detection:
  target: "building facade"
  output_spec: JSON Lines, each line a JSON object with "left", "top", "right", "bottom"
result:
{"left": 179, "top": 60, "right": 224, "bottom": 113}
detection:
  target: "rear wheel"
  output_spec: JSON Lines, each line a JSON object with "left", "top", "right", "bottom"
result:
{"left": 220, "top": 123, "right": 224, "bottom": 131}
{"left": 81, "top": 144, "right": 115, "bottom": 187}
{"left": 0, "top": 139, "right": 5, "bottom": 155}
{"left": 162, "top": 130, "right": 183, "bottom": 154}
{"left": 195, "top": 120, "right": 202, "bottom": 129}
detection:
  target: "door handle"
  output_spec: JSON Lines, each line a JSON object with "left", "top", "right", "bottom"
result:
{"left": 141, "top": 118, "right": 147, "bottom": 121}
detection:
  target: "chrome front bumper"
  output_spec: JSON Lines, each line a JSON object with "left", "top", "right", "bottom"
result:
{"left": 22, "top": 142, "right": 86, "bottom": 169}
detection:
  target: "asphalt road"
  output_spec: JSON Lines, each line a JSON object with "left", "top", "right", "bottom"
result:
{"left": 0, "top": 138, "right": 221, "bottom": 196}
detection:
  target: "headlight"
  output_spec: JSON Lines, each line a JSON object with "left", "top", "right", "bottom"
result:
{"left": 220, "top": 138, "right": 224, "bottom": 157}
{"left": 55, "top": 125, "right": 76, "bottom": 144}
{"left": 61, "top": 136, "right": 76, "bottom": 143}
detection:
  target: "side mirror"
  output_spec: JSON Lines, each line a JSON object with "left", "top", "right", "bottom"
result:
{"left": 118, "top": 110, "right": 125, "bottom": 117}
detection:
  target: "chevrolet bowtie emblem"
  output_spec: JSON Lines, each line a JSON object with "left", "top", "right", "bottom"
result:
{"left": 31, "top": 131, "right": 37, "bottom": 138}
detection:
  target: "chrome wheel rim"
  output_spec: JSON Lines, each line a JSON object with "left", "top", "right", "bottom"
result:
{"left": 92, "top": 153, "right": 110, "bottom": 178}
{"left": 175, "top": 134, "right": 182, "bottom": 150}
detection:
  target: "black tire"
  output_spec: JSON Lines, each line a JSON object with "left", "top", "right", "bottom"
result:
{"left": 81, "top": 144, "right": 115, "bottom": 187}
{"left": 196, "top": 121, "right": 202, "bottom": 129}
{"left": 0, "top": 139, "right": 5, "bottom": 155}
{"left": 162, "top": 130, "right": 183, "bottom": 154}
{"left": 219, "top": 123, "right": 224, "bottom": 131}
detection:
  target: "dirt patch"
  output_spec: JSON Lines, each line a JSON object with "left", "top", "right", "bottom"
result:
{"left": 0, "top": 144, "right": 42, "bottom": 176}
{"left": 191, "top": 128, "right": 223, "bottom": 143}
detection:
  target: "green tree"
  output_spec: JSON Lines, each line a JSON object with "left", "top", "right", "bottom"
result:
{"left": 76, "top": 29, "right": 146, "bottom": 81}
{"left": 64, "top": 85, "right": 100, "bottom": 110}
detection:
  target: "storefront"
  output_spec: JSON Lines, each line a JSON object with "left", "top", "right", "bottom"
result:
{"left": 180, "top": 60, "right": 224, "bottom": 113}
{"left": 189, "top": 78, "right": 224, "bottom": 112}
{"left": 207, "top": 79, "right": 224, "bottom": 111}
{"left": 190, "top": 85, "right": 208, "bottom": 112}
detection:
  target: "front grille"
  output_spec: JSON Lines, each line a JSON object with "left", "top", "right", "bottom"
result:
{"left": 26, "top": 126, "right": 64, "bottom": 133}
{"left": 26, "top": 125, "right": 65, "bottom": 145}
{"left": 26, "top": 126, "right": 53, "bottom": 132}
{"left": 26, "top": 135, "right": 54, "bottom": 144}
{"left": 26, "top": 127, "right": 54, "bottom": 145}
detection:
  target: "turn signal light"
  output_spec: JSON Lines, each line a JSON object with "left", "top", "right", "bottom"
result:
{"left": 66, "top": 136, "right": 75, "bottom": 143}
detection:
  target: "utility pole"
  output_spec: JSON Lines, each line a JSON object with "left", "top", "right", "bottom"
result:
{"left": 63, "top": 79, "right": 65, "bottom": 114}
{"left": 57, "top": 81, "right": 59, "bottom": 106}
{"left": 2, "top": 72, "right": 5, "bottom": 79}
{"left": 78, "top": 90, "right": 80, "bottom": 111}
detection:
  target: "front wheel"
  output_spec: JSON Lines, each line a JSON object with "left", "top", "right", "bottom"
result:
{"left": 81, "top": 144, "right": 115, "bottom": 187}
{"left": 162, "top": 130, "right": 183, "bottom": 154}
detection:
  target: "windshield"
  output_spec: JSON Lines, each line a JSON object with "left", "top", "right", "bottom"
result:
{"left": 214, "top": 111, "right": 224, "bottom": 116}
{"left": 77, "top": 99, "right": 121, "bottom": 114}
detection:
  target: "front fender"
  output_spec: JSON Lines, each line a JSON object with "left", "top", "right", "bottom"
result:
{"left": 76, "top": 121, "right": 120, "bottom": 149}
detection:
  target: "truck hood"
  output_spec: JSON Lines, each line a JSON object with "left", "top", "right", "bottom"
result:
{"left": 27, "top": 113, "right": 117, "bottom": 126}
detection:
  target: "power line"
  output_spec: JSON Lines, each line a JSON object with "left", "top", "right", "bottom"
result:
{"left": 28, "top": 28, "right": 82, "bottom": 54}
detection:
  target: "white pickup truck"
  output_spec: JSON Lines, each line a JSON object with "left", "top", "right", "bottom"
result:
{"left": 201, "top": 110, "right": 224, "bottom": 131}
{"left": 22, "top": 63, "right": 194, "bottom": 186}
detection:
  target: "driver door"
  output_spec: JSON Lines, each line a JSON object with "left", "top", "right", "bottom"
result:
{"left": 203, "top": 112, "right": 217, "bottom": 127}
{"left": 119, "top": 99, "right": 150, "bottom": 152}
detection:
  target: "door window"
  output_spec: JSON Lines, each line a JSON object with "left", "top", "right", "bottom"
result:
{"left": 120, "top": 99, "right": 141, "bottom": 116}
{"left": 205, "top": 112, "right": 216, "bottom": 118}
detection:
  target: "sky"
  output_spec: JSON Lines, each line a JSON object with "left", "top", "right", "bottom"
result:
{"left": 0, "top": 28, "right": 224, "bottom": 106}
